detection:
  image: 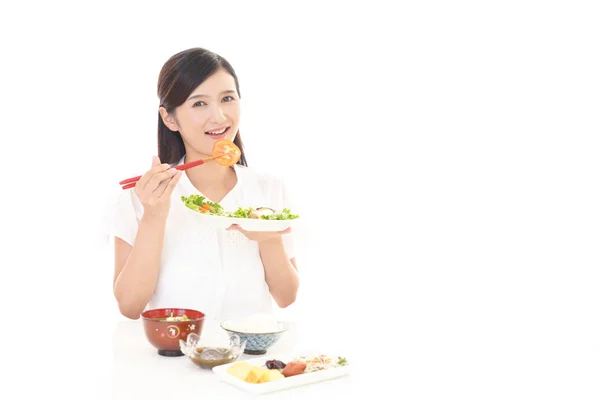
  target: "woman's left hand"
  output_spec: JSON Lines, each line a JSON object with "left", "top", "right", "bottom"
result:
{"left": 227, "top": 224, "right": 291, "bottom": 242}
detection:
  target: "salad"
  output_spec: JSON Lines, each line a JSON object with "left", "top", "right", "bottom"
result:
{"left": 181, "top": 194, "right": 227, "bottom": 216}
{"left": 181, "top": 194, "right": 299, "bottom": 220}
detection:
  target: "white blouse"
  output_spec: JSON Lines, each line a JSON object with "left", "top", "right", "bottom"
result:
{"left": 105, "top": 159, "right": 296, "bottom": 321}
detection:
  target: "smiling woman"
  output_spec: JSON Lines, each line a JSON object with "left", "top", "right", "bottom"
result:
{"left": 106, "top": 48, "right": 299, "bottom": 322}
{"left": 156, "top": 51, "right": 247, "bottom": 167}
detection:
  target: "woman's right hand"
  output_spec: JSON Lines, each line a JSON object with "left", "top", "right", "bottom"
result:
{"left": 134, "top": 156, "right": 182, "bottom": 218}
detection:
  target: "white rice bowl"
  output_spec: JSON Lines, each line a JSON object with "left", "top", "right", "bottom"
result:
{"left": 221, "top": 314, "right": 286, "bottom": 334}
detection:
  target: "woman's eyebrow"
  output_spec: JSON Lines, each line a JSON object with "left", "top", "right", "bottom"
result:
{"left": 187, "top": 90, "right": 237, "bottom": 101}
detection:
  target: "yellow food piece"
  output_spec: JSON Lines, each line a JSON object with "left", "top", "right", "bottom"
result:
{"left": 244, "top": 366, "right": 268, "bottom": 383}
{"left": 227, "top": 362, "right": 252, "bottom": 380}
{"left": 258, "top": 369, "right": 285, "bottom": 383}
{"left": 226, "top": 362, "right": 270, "bottom": 384}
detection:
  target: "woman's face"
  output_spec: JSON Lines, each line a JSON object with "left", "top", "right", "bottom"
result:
{"left": 163, "top": 68, "right": 240, "bottom": 158}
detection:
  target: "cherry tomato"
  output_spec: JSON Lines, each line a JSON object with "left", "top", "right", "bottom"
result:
{"left": 212, "top": 139, "right": 241, "bottom": 166}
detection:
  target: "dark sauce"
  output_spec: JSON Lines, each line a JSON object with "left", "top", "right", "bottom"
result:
{"left": 189, "top": 347, "right": 235, "bottom": 369}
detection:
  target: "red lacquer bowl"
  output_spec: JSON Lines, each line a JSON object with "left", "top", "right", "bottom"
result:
{"left": 141, "top": 308, "right": 206, "bottom": 357}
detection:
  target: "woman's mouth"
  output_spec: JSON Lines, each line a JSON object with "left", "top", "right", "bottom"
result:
{"left": 205, "top": 126, "right": 230, "bottom": 139}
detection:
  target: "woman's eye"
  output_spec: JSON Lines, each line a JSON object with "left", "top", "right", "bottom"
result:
{"left": 193, "top": 101, "right": 207, "bottom": 107}
{"left": 222, "top": 96, "right": 235, "bottom": 102}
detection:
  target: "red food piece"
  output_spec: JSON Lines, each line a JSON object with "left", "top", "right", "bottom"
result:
{"left": 282, "top": 361, "right": 307, "bottom": 377}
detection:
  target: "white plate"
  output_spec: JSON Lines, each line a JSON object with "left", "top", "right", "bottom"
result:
{"left": 212, "top": 354, "right": 351, "bottom": 395}
{"left": 190, "top": 211, "right": 295, "bottom": 232}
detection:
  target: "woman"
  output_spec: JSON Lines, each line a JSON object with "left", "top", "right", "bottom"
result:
{"left": 108, "top": 48, "right": 299, "bottom": 321}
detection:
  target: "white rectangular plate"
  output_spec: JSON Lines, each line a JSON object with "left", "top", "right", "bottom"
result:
{"left": 212, "top": 354, "right": 351, "bottom": 395}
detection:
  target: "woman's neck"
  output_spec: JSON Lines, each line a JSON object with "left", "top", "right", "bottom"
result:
{"left": 183, "top": 151, "right": 237, "bottom": 201}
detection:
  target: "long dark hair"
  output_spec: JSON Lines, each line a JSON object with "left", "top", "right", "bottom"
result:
{"left": 157, "top": 48, "right": 247, "bottom": 166}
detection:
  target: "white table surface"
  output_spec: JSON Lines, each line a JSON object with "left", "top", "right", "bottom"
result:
{"left": 111, "top": 318, "right": 364, "bottom": 399}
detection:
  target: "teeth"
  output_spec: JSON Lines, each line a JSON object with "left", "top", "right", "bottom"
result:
{"left": 207, "top": 127, "right": 227, "bottom": 135}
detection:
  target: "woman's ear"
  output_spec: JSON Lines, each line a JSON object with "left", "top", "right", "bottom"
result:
{"left": 159, "top": 107, "right": 179, "bottom": 132}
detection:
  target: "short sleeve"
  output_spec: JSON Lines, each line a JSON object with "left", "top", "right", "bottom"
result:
{"left": 104, "top": 188, "right": 142, "bottom": 246}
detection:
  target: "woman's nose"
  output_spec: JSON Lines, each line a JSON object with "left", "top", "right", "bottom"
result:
{"left": 209, "top": 104, "right": 226, "bottom": 123}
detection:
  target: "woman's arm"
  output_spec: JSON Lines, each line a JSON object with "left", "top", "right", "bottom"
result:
{"left": 113, "top": 214, "right": 168, "bottom": 319}
{"left": 112, "top": 158, "right": 181, "bottom": 319}
{"left": 258, "top": 236, "right": 299, "bottom": 308}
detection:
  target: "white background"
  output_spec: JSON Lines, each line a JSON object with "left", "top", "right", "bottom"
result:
{"left": 2, "top": 1, "right": 599, "bottom": 399}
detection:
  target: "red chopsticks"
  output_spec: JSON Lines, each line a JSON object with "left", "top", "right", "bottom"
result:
{"left": 119, "top": 155, "right": 222, "bottom": 190}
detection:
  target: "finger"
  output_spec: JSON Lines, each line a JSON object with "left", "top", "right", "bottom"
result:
{"left": 280, "top": 227, "right": 292, "bottom": 234}
{"left": 137, "top": 163, "right": 170, "bottom": 189}
{"left": 153, "top": 175, "right": 171, "bottom": 198}
{"left": 155, "top": 169, "right": 180, "bottom": 198}
{"left": 145, "top": 167, "right": 177, "bottom": 192}
{"left": 158, "top": 170, "right": 182, "bottom": 199}
{"left": 152, "top": 155, "right": 160, "bottom": 167}
{"left": 226, "top": 224, "right": 241, "bottom": 231}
